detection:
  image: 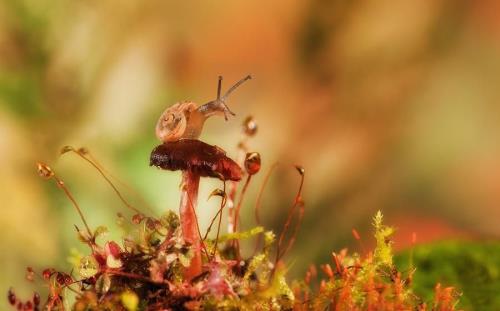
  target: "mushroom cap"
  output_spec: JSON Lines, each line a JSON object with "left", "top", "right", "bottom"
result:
{"left": 150, "top": 139, "right": 242, "bottom": 181}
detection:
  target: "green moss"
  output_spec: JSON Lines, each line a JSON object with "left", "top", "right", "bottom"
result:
{"left": 395, "top": 241, "right": 500, "bottom": 310}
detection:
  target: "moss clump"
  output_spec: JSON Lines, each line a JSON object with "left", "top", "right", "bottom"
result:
{"left": 395, "top": 241, "right": 500, "bottom": 310}
{"left": 8, "top": 209, "right": 462, "bottom": 310}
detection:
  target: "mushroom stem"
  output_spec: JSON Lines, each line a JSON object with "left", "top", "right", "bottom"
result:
{"left": 179, "top": 170, "right": 202, "bottom": 279}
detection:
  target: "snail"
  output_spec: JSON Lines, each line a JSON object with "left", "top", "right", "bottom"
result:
{"left": 156, "top": 75, "right": 252, "bottom": 142}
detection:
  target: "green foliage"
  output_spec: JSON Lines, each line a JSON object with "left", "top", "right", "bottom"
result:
{"left": 395, "top": 241, "right": 500, "bottom": 310}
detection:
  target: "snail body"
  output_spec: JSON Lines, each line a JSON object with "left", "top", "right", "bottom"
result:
{"left": 156, "top": 75, "right": 251, "bottom": 143}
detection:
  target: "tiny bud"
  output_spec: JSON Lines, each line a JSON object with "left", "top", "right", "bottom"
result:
{"left": 25, "top": 267, "right": 35, "bottom": 282}
{"left": 8, "top": 288, "right": 16, "bottom": 305}
{"left": 77, "top": 147, "right": 89, "bottom": 155}
{"left": 36, "top": 162, "right": 54, "bottom": 179}
{"left": 132, "top": 214, "right": 144, "bottom": 225}
{"left": 309, "top": 264, "right": 317, "bottom": 278}
{"left": 24, "top": 301, "right": 33, "bottom": 311}
{"left": 352, "top": 229, "right": 361, "bottom": 241}
{"left": 116, "top": 213, "right": 125, "bottom": 226}
{"left": 146, "top": 218, "right": 156, "bottom": 230}
{"left": 33, "top": 292, "right": 40, "bottom": 306}
{"left": 56, "top": 273, "right": 66, "bottom": 285}
{"left": 243, "top": 116, "right": 258, "bottom": 136}
{"left": 17, "top": 301, "right": 22, "bottom": 310}
{"left": 319, "top": 280, "right": 326, "bottom": 292}
{"left": 295, "top": 165, "right": 305, "bottom": 175}
{"left": 105, "top": 241, "right": 122, "bottom": 258}
{"left": 304, "top": 271, "right": 311, "bottom": 284}
{"left": 207, "top": 189, "right": 227, "bottom": 206}
{"left": 60, "top": 146, "right": 74, "bottom": 155}
{"left": 321, "top": 264, "right": 334, "bottom": 279}
{"left": 42, "top": 268, "right": 55, "bottom": 280}
{"left": 153, "top": 219, "right": 162, "bottom": 231}
{"left": 64, "top": 274, "right": 73, "bottom": 285}
{"left": 244, "top": 152, "right": 261, "bottom": 175}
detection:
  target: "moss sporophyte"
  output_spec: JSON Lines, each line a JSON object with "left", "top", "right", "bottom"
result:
{"left": 9, "top": 76, "right": 460, "bottom": 310}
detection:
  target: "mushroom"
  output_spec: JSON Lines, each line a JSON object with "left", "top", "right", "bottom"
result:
{"left": 150, "top": 76, "right": 250, "bottom": 279}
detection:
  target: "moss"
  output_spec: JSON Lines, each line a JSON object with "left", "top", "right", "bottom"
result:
{"left": 395, "top": 241, "right": 500, "bottom": 310}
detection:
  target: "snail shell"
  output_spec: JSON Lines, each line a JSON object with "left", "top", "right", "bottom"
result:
{"left": 156, "top": 102, "right": 206, "bottom": 142}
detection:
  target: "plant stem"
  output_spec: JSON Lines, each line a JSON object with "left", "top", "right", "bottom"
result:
{"left": 179, "top": 170, "right": 202, "bottom": 279}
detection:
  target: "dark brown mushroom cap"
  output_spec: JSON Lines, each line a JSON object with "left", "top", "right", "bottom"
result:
{"left": 150, "top": 139, "right": 242, "bottom": 181}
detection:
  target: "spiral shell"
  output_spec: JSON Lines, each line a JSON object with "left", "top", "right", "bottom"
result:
{"left": 155, "top": 102, "right": 197, "bottom": 143}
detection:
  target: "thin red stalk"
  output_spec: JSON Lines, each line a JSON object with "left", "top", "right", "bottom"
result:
{"left": 53, "top": 175, "right": 92, "bottom": 236}
{"left": 203, "top": 207, "right": 223, "bottom": 241}
{"left": 202, "top": 182, "right": 227, "bottom": 241}
{"left": 351, "top": 228, "right": 367, "bottom": 255}
{"left": 254, "top": 162, "right": 278, "bottom": 227}
{"left": 65, "top": 149, "right": 143, "bottom": 215}
{"left": 252, "top": 163, "right": 278, "bottom": 256}
{"left": 233, "top": 175, "right": 252, "bottom": 232}
{"left": 232, "top": 175, "right": 252, "bottom": 260}
{"left": 227, "top": 135, "right": 248, "bottom": 233}
{"left": 213, "top": 181, "right": 227, "bottom": 258}
{"left": 275, "top": 168, "right": 305, "bottom": 265}
{"left": 282, "top": 198, "right": 305, "bottom": 257}
{"left": 85, "top": 151, "right": 156, "bottom": 215}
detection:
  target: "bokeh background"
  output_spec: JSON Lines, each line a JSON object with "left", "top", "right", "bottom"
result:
{"left": 1, "top": 0, "right": 500, "bottom": 309}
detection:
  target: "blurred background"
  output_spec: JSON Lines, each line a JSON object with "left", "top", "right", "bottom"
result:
{"left": 1, "top": 0, "right": 500, "bottom": 309}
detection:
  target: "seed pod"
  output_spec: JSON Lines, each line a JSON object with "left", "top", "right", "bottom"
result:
{"left": 8, "top": 288, "right": 16, "bottom": 305}
{"left": 56, "top": 273, "right": 66, "bottom": 285}
{"left": 24, "top": 301, "right": 33, "bottom": 310}
{"left": 42, "top": 268, "right": 55, "bottom": 280}
{"left": 25, "top": 267, "right": 34, "bottom": 282}
{"left": 33, "top": 292, "right": 40, "bottom": 306}
{"left": 132, "top": 213, "right": 144, "bottom": 224}
{"left": 243, "top": 116, "right": 258, "bottom": 136}
{"left": 244, "top": 152, "right": 261, "bottom": 175}
{"left": 36, "top": 162, "right": 54, "bottom": 179}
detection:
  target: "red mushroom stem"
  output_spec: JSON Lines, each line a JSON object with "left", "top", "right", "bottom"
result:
{"left": 179, "top": 170, "right": 202, "bottom": 279}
